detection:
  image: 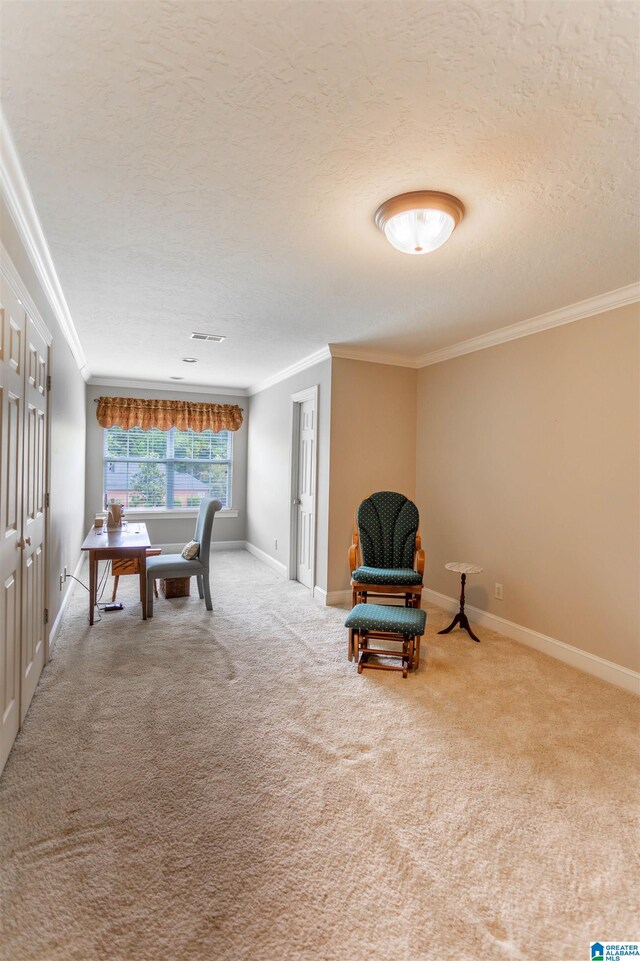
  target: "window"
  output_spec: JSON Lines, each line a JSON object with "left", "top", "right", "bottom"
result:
{"left": 103, "top": 426, "right": 232, "bottom": 510}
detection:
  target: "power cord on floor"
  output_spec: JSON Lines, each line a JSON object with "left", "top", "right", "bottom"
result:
{"left": 67, "top": 562, "right": 114, "bottom": 623}
{"left": 96, "top": 561, "right": 112, "bottom": 604}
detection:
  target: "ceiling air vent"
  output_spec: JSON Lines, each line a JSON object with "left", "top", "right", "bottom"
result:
{"left": 190, "top": 332, "right": 226, "bottom": 343}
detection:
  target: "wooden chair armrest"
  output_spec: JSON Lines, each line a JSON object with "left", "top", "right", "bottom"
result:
{"left": 415, "top": 548, "right": 425, "bottom": 578}
{"left": 348, "top": 529, "right": 360, "bottom": 573}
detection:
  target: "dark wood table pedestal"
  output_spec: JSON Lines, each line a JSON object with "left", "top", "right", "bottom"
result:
{"left": 438, "top": 568, "right": 482, "bottom": 643}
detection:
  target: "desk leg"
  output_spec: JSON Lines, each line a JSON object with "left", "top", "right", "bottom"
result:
{"left": 139, "top": 549, "right": 147, "bottom": 620}
{"left": 89, "top": 552, "right": 96, "bottom": 626}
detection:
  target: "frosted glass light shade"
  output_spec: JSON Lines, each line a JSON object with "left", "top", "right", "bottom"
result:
{"left": 384, "top": 209, "right": 455, "bottom": 254}
{"left": 374, "top": 191, "right": 464, "bottom": 255}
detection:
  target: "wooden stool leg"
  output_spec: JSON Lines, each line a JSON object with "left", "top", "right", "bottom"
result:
{"left": 153, "top": 579, "right": 158, "bottom": 599}
{"left": 357, "top": 632, "right": 365, "bottom": 673}
{"left": 111, "top": 575, "right": 119, "bottom": 603}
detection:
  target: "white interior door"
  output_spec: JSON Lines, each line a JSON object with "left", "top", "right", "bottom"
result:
{"left": 20, "top": 315, "right": 48, "bottom": 721}
{"left": 0, "top": 265, "right": 51, "bottom": 772}
{"left": 0, "top": 277, "right": 25, "bottom": 769}
{"left": 294, "top": 394, "right": 317, "bottom": 590}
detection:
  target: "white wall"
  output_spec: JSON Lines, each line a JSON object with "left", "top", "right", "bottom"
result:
{"left": 416, "top": 304, "right": 640, "bottom": 673}
{"left": 327, "top": 358, "right": 418, "bottom": 594}
{"left": 85, "top": 383, "right": 247, "bottom": 547}
{"left": 1, "top": 198, "right": 86, "bottom": 634}
{"left": 246, "top": 358, "right": 331, "bottom": 592}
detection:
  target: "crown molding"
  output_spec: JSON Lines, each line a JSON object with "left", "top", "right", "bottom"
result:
{"left": 87, "top": 376, "right": 248, "bottom": 397}
{"left": 328, "top": 282, "right": 640, "bottom": 371}
{"left": 329, "top": 344, "right": 418, "bottom": 368}
{"left": 247, "top": 346, "right": 331, "bottom": 396}
{"left": 0, "top": 243, "right": 53, "bottom": 347}
{"left": 0, "top": 108, "right": 89, "bottom": 377}
{"left": 416, "top": 282, "right": 640, "bottom": 367}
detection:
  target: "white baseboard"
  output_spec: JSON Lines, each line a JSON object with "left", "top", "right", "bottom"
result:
{"left": 212, "top": 540, "right": 247, "bottom": 551}
{"left": 48, "top": 553, "right": 84, "bottom": 651}
{"left": 422, "top": 587, "right": 640, "bottom": 695}
{"left": 313, "top": 586, "right": 341, "bottom": 605}
{"left": 245, "top": 549, "right": 325, "bottom": 594}
{"left": 158, "top": 540, "right": 247, "bottom": 554}
{"left": 324, "top": 588, "right": 351, "bottom": 606}
{"left": 245, "top": 541, "right": 287, "bottom": 578}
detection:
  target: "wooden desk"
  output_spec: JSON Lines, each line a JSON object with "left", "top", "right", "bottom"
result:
{"left": 81, "top": 524, "right": 151, "bottom": 625}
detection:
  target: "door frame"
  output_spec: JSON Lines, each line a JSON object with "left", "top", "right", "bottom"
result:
{"left": 288, "top": 385, "right": 318, "bottom": 589}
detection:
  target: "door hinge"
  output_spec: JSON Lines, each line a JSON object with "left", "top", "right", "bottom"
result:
{"left": 45, "top": 492, "right": 50, "bottom": 509}
{"left": 47, "top": 374, "right": 51, "bottom": 391}
{"left": 44, "top": 608, "right": 49, "bottom": 625}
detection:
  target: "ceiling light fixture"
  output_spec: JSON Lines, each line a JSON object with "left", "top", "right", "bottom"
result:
{"left": 170, "top": 376, "right": 185, "bottom": 380}
{"left": 182, "top": 357, "right": 198, "bottom": 363}
{"left": 374, "top": 191, "right": 464, "bottom": 255}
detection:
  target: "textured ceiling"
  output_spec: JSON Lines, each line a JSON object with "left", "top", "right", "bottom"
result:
{"left": 1, "top": 0, "right": 638, "bottom": 387}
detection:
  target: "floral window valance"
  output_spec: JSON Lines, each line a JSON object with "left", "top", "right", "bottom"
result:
{"left": 96, "top": 396, "right": 243, "bottom": 433}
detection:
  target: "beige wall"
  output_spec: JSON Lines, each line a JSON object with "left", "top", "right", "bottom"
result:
{"left": 328, "top": 358, "right": 417, "bottom": 594}
{"left": 416, "top": 304, "right": 640, "bottom": 672}
{"left": 1, "top": 198, "right": 87, "bottom": 636}
{"left": 85, "top": 383, "right": 247, "bottom": 547}
{"left": 246, "top": 358, "right": 331, "bottom": 591}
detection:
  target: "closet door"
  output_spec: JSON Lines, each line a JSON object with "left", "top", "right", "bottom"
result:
{"left": 0, "top": 276, "right": 25, "bottom": 770}
{"left": 20, "top": 315, "right": 48, "bottom": 721}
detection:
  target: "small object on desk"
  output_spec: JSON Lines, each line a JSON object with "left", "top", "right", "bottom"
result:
{"left": 106, "top": 500, "right": 123, "bottom": 530}
{"left": 438, "top": 562, "right": 483, "bottom": 643}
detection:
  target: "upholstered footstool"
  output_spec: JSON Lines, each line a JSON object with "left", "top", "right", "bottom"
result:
{"left": 345, "top": 603, "right": 427, "bottom": 678}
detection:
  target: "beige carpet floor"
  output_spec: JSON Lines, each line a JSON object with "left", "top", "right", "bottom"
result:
{"left": 0, "top": 550, "right": 638, "bottom": 961}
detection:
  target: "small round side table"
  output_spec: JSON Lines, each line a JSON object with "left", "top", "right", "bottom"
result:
{"left": 438, "top": 562, "right": 483, "bottom": 643}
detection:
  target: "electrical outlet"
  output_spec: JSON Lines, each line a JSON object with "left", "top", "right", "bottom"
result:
{"left": 274, "top": 539, "right": 278, "bottom": 551}
{"left": 495, "top": 583, "right": 503, "bottom": 600}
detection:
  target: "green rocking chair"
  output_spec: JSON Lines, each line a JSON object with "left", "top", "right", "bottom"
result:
{"left": 349, "top": 491, "right": 425, "bottom": 610}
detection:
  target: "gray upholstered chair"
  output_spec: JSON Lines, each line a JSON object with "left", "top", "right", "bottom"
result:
{"left": 146, "top": 497, "right": 221, "bottom": 617}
